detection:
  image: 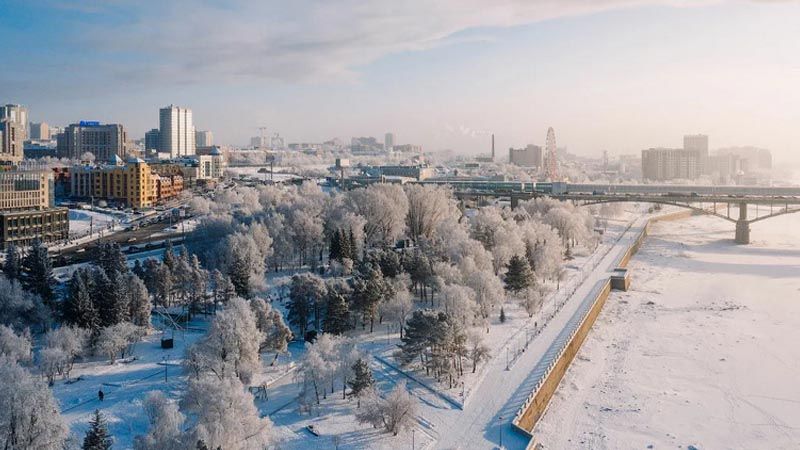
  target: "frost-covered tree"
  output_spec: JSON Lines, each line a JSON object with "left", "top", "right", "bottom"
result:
{"left": 219, "top": 232, "right": 269, "bottom": 298}
{"left": 185, "top": 298, "right": 263, "bottom": 383}
{"left": 0, "top": 324, "right": 31, "bottom": 363}
{"left": 467, "top": 331, "right": 490, "bottom": 373}
{"left": 520, "top": 285, "right": 546, "bottom": 317}
{"left": 346, "top": 184, "right": 409, "bottom": 247}
{"left": 405, "top": 184, "right": 459, "bottom": 242}
{"left": 82, "top": 409, "right": 113, "bottom": 450}
{"left": 181, "top": 376, "right": 272, "bottom": 450}
{"left": 287, "top": 273, "right": 327, "bottom": 338}
{"left": 250, "top": 298, "right": 291, "bottom": 364}
{"left": 0, "top": 274, "right": 49, "bottom": 329}
{"left": 0, "top": 358, "right": 68, "bottom": 449}
{"left": 96, "top": 322, "right": 145, "bottom": 363}
{"left": 462, "top": 268, "right": 505, "bottom": 322}
{"left": 380, "top": 286, "right": 413, "bottom": 339}
{"left": 133, "top": 392, "right": 186, "bottom": 450}
{"left": 356, "top": 380, "right": 418, "bottom": 435}
{"left": 439, "top": 284, "right": 477, "bottom": 327}
{"left": 42, "top": 326, "right": 89, "bottom": 380}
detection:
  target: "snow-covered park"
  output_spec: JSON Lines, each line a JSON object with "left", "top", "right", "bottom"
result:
{"left": 534, "top": 212, "right": 800, "bottom": 449}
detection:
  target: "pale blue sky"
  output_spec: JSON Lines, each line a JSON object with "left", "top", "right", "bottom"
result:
{"left": 1, "top": 1, "right": 798, "bottom": 159}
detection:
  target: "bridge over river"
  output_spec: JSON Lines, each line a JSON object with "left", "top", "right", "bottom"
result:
{"left": 441, "top": 182, "right": 800, "bottom": 244}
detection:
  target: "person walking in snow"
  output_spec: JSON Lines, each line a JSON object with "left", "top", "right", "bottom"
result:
{"left": 98, "top": 389, "right": 104, "bottom": 402}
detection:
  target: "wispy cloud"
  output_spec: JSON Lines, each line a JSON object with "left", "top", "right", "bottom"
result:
{"left": 28, "top": 0, "right": 717, "bottom": 86}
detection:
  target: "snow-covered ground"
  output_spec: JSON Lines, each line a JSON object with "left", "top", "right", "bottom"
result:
{"left": 534, "top": 213, "right": 800, "bottom": 449}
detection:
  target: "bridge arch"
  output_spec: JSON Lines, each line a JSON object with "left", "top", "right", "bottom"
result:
{"left": 571, "top": 198, "right": 737, "bottom": 223}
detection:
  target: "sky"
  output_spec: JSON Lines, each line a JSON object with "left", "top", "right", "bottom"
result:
{"left": 1, "top": 0, "right": 799, "bottom": 160}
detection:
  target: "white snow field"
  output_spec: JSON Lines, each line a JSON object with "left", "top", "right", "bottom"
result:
{"left": 534, "top": 213, "right": 800, "bottom": 449}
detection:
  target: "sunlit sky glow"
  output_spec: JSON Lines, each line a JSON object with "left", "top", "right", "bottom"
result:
{"left": 1, "top": 0, "right": 798, "bottom": 160}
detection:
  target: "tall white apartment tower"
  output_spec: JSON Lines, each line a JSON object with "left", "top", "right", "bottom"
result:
{"left": 159, "top": 105, "right": 195, "bottom": 158}
{"left": 384, "top": 132, "right": 395, "bottom": 152}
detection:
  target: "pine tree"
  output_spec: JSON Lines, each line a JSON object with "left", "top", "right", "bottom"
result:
{"left": 329, "top": 231, "right": 342, "bottom": 262}
{"left": 97, "top": 242, "right": 128, "bottom": 277}
{"left": 499, "top": 306, "right": 506, "bottom": 323}
{"left": 162, "top": 240, "right": 177, "bottom": 274}
{"left": 348, "top": 228, "right": 358, "bottom": 261}
{"left": 2, "top": 244, "right": 21, "bottom": 281}
{"left": 21, "top": 239, "right": 55, "bottom": 308}
{"left": 352, "top": 266, "right": 389, "bottom": 332}
{"left": 82, "top": 409, "right": 112, "bottom": 450}
{"left": 504, "top": 255, "right": 534, "bottom": 294}
{"left": 323, "top": 291, "right": 350, "bottom": 335}
{"left": 132, "top": 259, "right": 145, "bottom": 280}
{"left": 227, "top": 254, "right": 251, "bottom": 298}
{"left": 348, "top": 358, "right": 375, "bottom": 407}
{"left": 62, "top": 269, "right": 100, "bottom": 332}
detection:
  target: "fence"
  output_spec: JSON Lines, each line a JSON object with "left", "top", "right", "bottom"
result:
{"left": 509, "top": 211, "right": 678, "bottom": 438}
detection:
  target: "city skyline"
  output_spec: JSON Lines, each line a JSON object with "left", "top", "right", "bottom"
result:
{"left": 2, "top": 1, "right": 799, "bottom": 160}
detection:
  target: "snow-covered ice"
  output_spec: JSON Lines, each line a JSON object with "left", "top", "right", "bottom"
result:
{"left": 534, "top": 213, "right": 800, "bottom": 449}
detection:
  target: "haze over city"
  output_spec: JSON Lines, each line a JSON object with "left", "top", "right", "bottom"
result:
{"left": 2, "top": 0, "right": 799, "bottom": 160}
{"left": 2, "top": 2, "right": 800, "bottom": 450}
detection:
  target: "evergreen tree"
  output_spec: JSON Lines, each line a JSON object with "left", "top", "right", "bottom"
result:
{"left": 97, "top": 242, "right": 128, "bottom": 277}
{"left": 347, "top": 358, "right": 375, "bottom": 407}
{"left": 499, "top": 306, "right": 506, "bottom": 323}
{"left": 323, "top": 291, "right": 350, "bottom": 335}
{"left": 131, "top": 259, "right": 145, "bottom": 280}
{"left": 21, "top": 239, "right": 55, "bottom": 308}
{"left": 162, "top": 240, "right": 177, "bottom": 274}
{"left": 287, "top": 273, "right": 326, "bottom": 338}
{"left": 329, "top": 230, "right": 342, "bottom": 262}
{"left": 82, "top": 409, "right": 112, "bottom": 450}
{"left": 62, "top": 269, "right": 100, "bottom": 332}
{"left": 92, "top": 268, "right": 128, "bottom": 327}
{"left": 352, "top": 265, "right": 390, "bottom": 332}
{"left": 348, "top": 228, "right": 358, "bottom": 261}
{"left": 504, "top": 255, "right": 534, "bottom": 294}
{"left": 227, "top": 254, "right": 251, "bottom": 299}
{"left": 2, "top": 244, "right": 21, "bottom": 281}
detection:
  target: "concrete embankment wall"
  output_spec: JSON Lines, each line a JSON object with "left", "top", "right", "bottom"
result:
{"left": 513, "top": 210, "right": 696, "bottom": 440}
{"left": 514, "top": 279, "right": 611, "bottom": 433}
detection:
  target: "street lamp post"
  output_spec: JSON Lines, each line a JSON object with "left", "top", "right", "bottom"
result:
{"left": 412, "top": 429, "right": 415, "bottom": 450}
{"left": 498, "top": 415, "right": 504, "bottom": 449}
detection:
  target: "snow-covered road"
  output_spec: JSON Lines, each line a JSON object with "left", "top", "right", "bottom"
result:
{"left": 427, "top": 215, "right": 651, "bottom": 450}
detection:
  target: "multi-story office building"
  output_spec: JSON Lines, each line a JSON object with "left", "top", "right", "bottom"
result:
{"left": 0, "top": 104, "right": 28, "bottom": 139}
{"left": 0, "top": 120, "right": 24, "bottom": 164}
{"left": 195, "top": 130, "right": 213, "bottom": 147}
{"left": 144, "top": 129, "right": 161, "bottom": 151}
{"left": 385, "top": 133, "right": 395, "bottom": 152}
{"left": 350, "top": 136, "right": 383, "bottom": 154}
{"left": 71, "top": 157, "right": 156, "bottom": 209}
{"left": 159, "top": 105, "right": 195, "bottom": 158}
{"left": 29, "top": 122, "right": 50, "bottom": 140}
{"left": 641, "top": 147, "right": 699, "bottom": 181}
{"left": 392, "top": 144, "right": 422, "bottom": 153}
{"left": 509, "top": 145, "right": 543, "bottom": 168}
{"left": 57, "top": 121, "right": 127, "bottom": 162}
{"left": 0, "top": 170, "right": 68, "bottom": 249}
{"left": 683, "top": 134, "right": 709, "bottom": 174}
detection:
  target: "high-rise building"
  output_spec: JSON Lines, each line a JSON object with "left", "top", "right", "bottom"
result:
{"left": 641, "top": 148, "right": 699, "bottom": 181}
{"left": 29, "top": 122, "right": 50, "bottom": 140}
{"left": 509, "top": 144, "right": 543, "bottom": 168}
{"left": 159, "top": 105, "right": 195, "bottom": 158}
{"left": 57, "top": 121, "right": 127, "bottom": 162}
{"left": 385, "top": 132, "right": 395, "bottom": 151}
{"left": 0, "top": 120, "right": 24, "bottom": 164}
{"left": 145, "top": 129, "right": 161, "bottom": 151}
{"left": 0, "top": 104, "right": 28, "bottom": 140}
{"left": 683, "top": 134, "right": 709, "bottom": 174}
{"left": 544, "top": 127, "right": 559, "bottom": 180}
{"left": 195, "top": 130, "right": 213, "bottom": 147}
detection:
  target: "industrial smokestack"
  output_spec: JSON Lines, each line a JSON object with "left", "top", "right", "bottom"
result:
{"left": 491, "top": 134, "right": 495, "bottom": 161}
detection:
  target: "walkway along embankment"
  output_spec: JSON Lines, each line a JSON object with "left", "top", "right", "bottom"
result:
{"left": 511, "top": 209, "right": 698, "bottom": 441}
